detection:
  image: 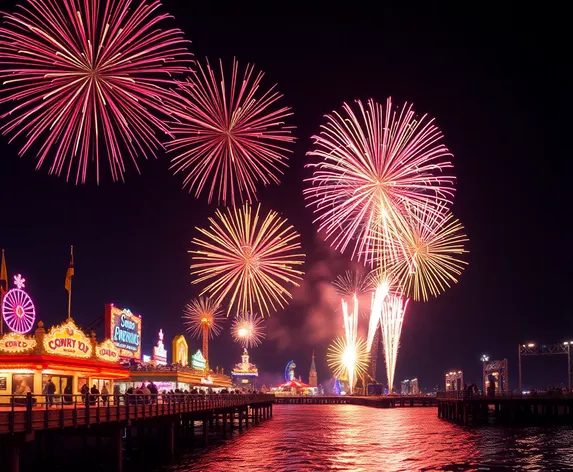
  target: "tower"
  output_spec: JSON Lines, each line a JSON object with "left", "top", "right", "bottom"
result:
{"left": 368, "top": 329, "right": 380, "bottom": 382}
{"left": 309, "top": 351, "right": 318, "bottom": 388}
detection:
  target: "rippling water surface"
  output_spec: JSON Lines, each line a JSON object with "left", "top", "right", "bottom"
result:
{"left": 167, "top": 405, "right": 573, "bottom": 471}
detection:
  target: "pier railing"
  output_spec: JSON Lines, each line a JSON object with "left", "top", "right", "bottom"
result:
{"left": 437, "top": 391, "right": 573, "bottom": 400}
{"left": 0, "top": 393, "right": 275, "bottom": 435}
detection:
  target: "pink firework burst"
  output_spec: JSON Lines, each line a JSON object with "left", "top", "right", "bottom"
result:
{"left": 167, "top": 58, "right": 295, "bottom": 205}
{"left": 304, "top": 98, "right": 455, "bottom": 266}
{"left": 0, "top": 0, "right": 192, "bottom": 183}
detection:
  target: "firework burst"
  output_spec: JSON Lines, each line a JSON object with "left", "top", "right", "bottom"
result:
{"left": 183, "top": 297, "right": 224, "bottom": 339}
{"left": 183, "top": 296, "right": 224, "bottom": 368}
{"left": 190, "top": 203, "right": 305, "bottom": 317}
{"left": 388, "top": 204, "right": 468, "bottom": 301}
{"left": 327, "top": 335, "right": 369, "bottom": 394}
{"left": 167, "top": 58, "right": 295, "bottom": 204}
{"left": 0, "top": 0, "right": 191, "bottom": 183}
{"left": 304, "top": 97, "right": 455, "bottom": 266}
{"left": 231, "top": 312, "right": 266, "bottom": 348}
{"left": 333, "top": 270, "right": 372, "bottom": 299}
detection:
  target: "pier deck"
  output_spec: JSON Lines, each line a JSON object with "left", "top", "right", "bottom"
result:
{"left": 437, "top": 392, "right": 573, "bottom": 426}
{"left": 0, "top": 393, "right": 274, "bottom": 472}
{"left": 0, "top": 393, "right": 273, "bottom": 434}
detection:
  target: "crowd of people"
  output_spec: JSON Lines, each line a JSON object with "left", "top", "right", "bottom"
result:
{"left": 120, "top": 383, "right": 262, "bottom": 405}
{"left": 35, "top": 378, "right": 264, "bottom": 408}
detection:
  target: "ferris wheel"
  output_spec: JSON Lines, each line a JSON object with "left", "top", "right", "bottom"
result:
{"left": 284, "top": 360, "right": 296, "bottom": 382}
{"left": 2, "top": 274, "right": 36, "bottom": 334}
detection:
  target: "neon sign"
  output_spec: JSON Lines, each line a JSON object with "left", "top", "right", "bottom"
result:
{"left": 152, "top": 329, "right": 167, "bottom": 365}
{"left": 97, "top": 339, "right": 120, "bottom": 363}
{"left": 104, "top": 305, "right": 142, "bottom": 360}
{"left": 172, "top": 335, "right": 188, "bottom": 366}
{"left": 44, "top": 320, "right": 91, "bottom": 359}
{"left": 0, "top": 332, "right": 36, "bottom": 354}
{"left": 191, "top": 349, "right": 206, "bottom": 370}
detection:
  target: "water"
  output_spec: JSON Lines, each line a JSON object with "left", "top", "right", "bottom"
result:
{"left": 166, "top": 405, "right": 573, "bottom": 471}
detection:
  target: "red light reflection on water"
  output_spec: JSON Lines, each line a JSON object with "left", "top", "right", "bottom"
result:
{"left": 172, "top": 405, "right": 573, "bottom": 471}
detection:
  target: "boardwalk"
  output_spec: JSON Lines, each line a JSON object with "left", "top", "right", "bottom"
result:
{"left": 437, "top": 391, "right": 573, "bottom": 426}
{"left": 0, "top": 393, "right": 274, "bottom": 472}
{"left": 275, "top": 395, "right": 436, "bottom": 407}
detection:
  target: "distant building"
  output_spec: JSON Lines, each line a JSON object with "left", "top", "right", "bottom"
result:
{"left": 483, "top": 358, "right": 509, "bottom": 394}
{"left": 231, "top": 348, "right": 258, "bottom": 390}
{"left": 309, "top": 351, "right": 318, "bottom": 388}
{"left": 400, "top": 378, "right": 420, "bottom": 395}
{"left": 410, "top": 378, "right": 419, "bottom": 395}
{"left": 445, "top": 371, "right": 464, "bottom": 391}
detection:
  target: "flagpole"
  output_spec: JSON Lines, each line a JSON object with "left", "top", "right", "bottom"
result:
{"left": 67, "top": 245, "right": 73, "bottom": 321}
{"left": 0, "top": 289, "right": 4, "bottom": 336}
{"left": 0, "top": 249, "right": 6, "bottom": 336}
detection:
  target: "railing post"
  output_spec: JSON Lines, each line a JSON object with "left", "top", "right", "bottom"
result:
{"left": 60, "top": 396, "right": 65, "bottom": 428}
{"left": 25, "top": 393, "right": 33, "bottom": 434}
{"left": 10, "top": 394, "right": 15, "bottom": 434}
{"left": 43, "top": 394, "right": 48, "bottom": 429}
{"left": 125, "top": 394, "right": 130, "bottom": 422}
{"left": 85, "top": 395, "right": 90, "bottom": 426}
{"left": 96, "top": 395, "right": 101, "bottom": 424}
{"left": 72, "top": 395, "right": 78, "bottom": 427}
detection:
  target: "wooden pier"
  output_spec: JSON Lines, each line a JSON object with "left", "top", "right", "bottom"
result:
{"left": 0, "top": 393, "right": 274, "bottom": 472}
{"left": 437, "top": 391, "right": 573, "bottom": 426}
{"left": 275, "top": 395, "right": 436, "bottom": 407}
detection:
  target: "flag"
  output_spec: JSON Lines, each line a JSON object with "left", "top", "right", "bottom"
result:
{"left": 65, "top": 246, "right": 74, "bottom": 292}
{"left": 0, "top": 249, "right": 7, "bottom": 293}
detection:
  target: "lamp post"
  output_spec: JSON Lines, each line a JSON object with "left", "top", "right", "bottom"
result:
{"left": 480, "top": 354, "right": 489, "bottom": 394}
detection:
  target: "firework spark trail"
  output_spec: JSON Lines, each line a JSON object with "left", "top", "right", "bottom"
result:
{"left": 231, "top": 312, "right": 266, "bottom": 348}
{"left": 304, "top": 97, "right": 456, "bottom": 266}
{"left": 342, "top": 295, "right": 359, "bottom": 344}
{"left": 0, "top": 0, "right": 191, "bottom": 183}
{"left": 190, "top": 203, "right": 305, "bottom": 317}
{"left": 388, "top": 203, "right": 469, "bottom": 301}
{"left": 167, "top": 58, "right": 295, "bottom": 205}
{"left": 367, "top": 278, "right": 389, "bottom": 352}
{"left": 341, "top": 295, "right": 361, "bottom": 390}
{"left": 380, "top": 295, "right": 409, "bottom": 393}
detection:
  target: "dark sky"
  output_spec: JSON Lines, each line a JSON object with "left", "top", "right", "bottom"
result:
{"left": 0, "top": 2, "right": 569, "bottom": 391}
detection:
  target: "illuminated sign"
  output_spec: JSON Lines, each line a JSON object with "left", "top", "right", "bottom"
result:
{"left": 152, "top": 329, "right": 167, "bottom": 365}
{"left": 191, "top": 350, "right": 206, "bottom": 370}
{"left": 43, "top": 320, "right": 91, "bottom": 359}
{"left": 104, "top": 304, "right": 142, "bottom": 360}
{"left": 96, "top": 339, "right": 120, "bottom": 363}
{"left": 200, "top": 376, "right": 213, "bottom": 385}
{"left": 0, "top": 332, "right": 36, "bottom": 354}
{"left": 172, "top": 335, "right": 188, "bottom": 366}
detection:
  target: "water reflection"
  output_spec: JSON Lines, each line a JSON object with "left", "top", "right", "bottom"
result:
{"left": 168, "top": 405, "right": 573, "bottom": 471}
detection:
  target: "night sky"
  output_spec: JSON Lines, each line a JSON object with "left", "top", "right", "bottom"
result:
{"left": 0, "top": 2, "right": 569, "bottom": 391}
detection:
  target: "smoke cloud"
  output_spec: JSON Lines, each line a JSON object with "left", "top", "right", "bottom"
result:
{"left": 268, "top": 234, "right": 371, "bottom": 350}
